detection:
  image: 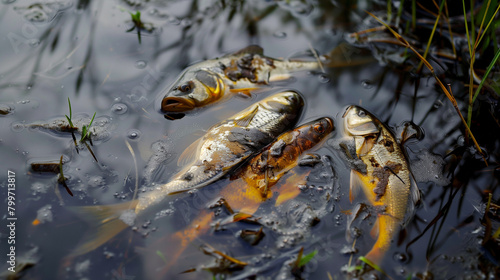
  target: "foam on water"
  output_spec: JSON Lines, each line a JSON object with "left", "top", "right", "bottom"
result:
{"left": 411, "top": 150, "right": 450, "bottom": 186}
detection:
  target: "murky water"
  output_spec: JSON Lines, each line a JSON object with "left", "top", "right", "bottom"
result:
{"left": 0, "top": 1, "right": 499, "bottom": 279}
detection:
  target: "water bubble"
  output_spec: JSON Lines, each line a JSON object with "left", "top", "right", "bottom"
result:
{"left": 433, "top": 100, "right": 443, "bottom": 109}
{"left": 28, "top": 39, "right": 40, "bottom": 47}
{"left": 149, "top": 8, "right": 158, "bottom": 16}
{"left": 135, "top": 60, "right": 147, "bottom": 69}
{"left": 111, "top": 103, "right": 128, "bottom": 115}
{"left": 393, "top": 252, "right": 408, "bottom": 263}
{"left": 457, "top": 135, "right": 465, "bottom": 146}
{"left": 318, "top": 74, "right": 330, "bottom": 83}
{"left": 88, "top": 176, "right": 106, "bottom": 188}
{"left": 361, "top": 79, "right": 373, "bottom": 89}
{"left": 273, "top": 31, "right": 287, "bottom": 38}
{"left": 19, "top": 99, "right": 30, "bottom": 104}
{"left": 181, "top": 18, "right": 192, "bottom": 26}
{"left": 11, "top": 121, "right": 25, "bottom": 132}
{"left": 126, "top": 129, "right": 141, "bottom": 140}
{"left": 167, "top": 16, "right": 180, "bottom": 25}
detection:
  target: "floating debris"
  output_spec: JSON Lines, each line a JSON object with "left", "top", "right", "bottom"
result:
{"left": 0, "top": 104, "right": 13, "bottom": 116}
{"left": 27, "top": 115, "right": 114, "bottom": 143}
{"left": 32, "top": 204, "right": 53, "bottom": 225}
{"left": 411, "top": 150, "right": 450, "bottom": 186}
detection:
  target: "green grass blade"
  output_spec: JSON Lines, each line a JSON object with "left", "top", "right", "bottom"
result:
{"left": 298, "top": 250, "right": 318, "bottom": 267}
{"left": 88, "top": 112, "right": 96, "bottom": 127}
{"left": 472, "top": 48, "right": 500, "bottom": 103}
{"left": 417, "top": 0, "right": 445, "bottom": 71}
{"left": 477, "top": 3, "right": 500, "bottom": 48}
{"left": 462, "top": 0, "right": 473, "bottom": 57}
{"left": 156, "top": 250, "right": 168, "bottom": 264}
{"left": 66, "top": 97, "right": 74, "bottom": 128}
{"left": 411, "top": 0, "right": 416, "bottom": 29}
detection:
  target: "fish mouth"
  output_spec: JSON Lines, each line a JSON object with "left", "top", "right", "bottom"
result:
{"left": 164, "top": 113, "right": 186, "bottom": 120}
{"left": 161, "top": 97, "right": 196, "bottom": 113}
{"left": 324, "top": 117, "right": 334, "bottom": 131}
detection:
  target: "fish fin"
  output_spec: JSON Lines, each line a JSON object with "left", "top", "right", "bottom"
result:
{"left": 275, "top": 171, "right": 309, "bottom": 206}
{"left": 232, "top": 45, "right": 264, "bottom": 56}
{"left": 363, "top": 247, "right": 384, "bottom": 266}
{"left": 402, "top": 177, "right": 420, "bottom": 226}
{"left": 230, "top": 88, "right": 258, "bottom": 97}
{"left": 177, "top": 139, "right": 201, "bottom": 167}
{"left": 355, "top": 136, "right": 375, "bottom": 156}
{"left": 345, "top": 203, "right": 363, "bottom": 242}
{"left": 322, "top": 42, "right": 375, "bottom": 68}
{"left": 370, "top": 218, "right": 380, "bottom": 239}
{"left": 68, "top": 200, "right": 138, "bottom": 256}
{"left": 349, "top": 170, "right": 364, "bottom": 203}
{"left": 234, "top": 105, "right": 258, "bottom": 127}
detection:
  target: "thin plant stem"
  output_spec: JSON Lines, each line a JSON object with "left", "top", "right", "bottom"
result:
{"left": 366, "top": 11, "right": 487, "bottom": 165}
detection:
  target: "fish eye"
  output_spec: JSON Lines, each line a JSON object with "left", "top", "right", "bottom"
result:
{"left": 357, "top": 110, "right": 366, "bottom": 117}
{"left": 178, "top": 81, "right": 195, "bottom": 93}
{"left": 314, "top": 123, "right": 325, "bottom": 134}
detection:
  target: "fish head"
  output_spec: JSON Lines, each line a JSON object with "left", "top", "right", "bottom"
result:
{"left": 342, "top": 105, "right": 380, "bottom": 137}
{"left": 309, "top": 117, "right": 335, "bottom": 142}
{"left": 293, "top": 117, "right": 335, "bottom": 152}
{"left": 260, "top": 90, "right": 304, "bottom": 115}
{"left": 161, "top": 69, "right": 224, "bottom": 114}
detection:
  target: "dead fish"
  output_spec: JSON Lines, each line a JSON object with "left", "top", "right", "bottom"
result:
{"left": 145, "top": 117, "right": 334, "bottom": 276}
{"left": 138, "top": 90, "right": 304, "bottom": 211}
{"left": 68, "top": 90, "right": 303, "bottom": 256}
{"left": 233, "top": 117, "right": 334, "bottom": 202}
{"left": 342, "top": 105, "right": 420, "bottom": 265}
{"left": 160, "top": 45, "right": 319, "bottom": 119}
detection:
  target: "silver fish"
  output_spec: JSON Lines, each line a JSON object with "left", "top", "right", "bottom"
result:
{"left": 137, "top": 90, "right": 304, "bottom": 212}
{"left": 160, "top": 45, "right": 318, "bottom": 119}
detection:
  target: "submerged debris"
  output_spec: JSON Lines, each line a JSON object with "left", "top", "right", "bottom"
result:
{"left": 0, "top": 104, "right": 13, "bottom": 116}
{"left": 411, "top": 150, "right": 450, "bottom": 186}
{"left": 27, "top": 115, "right": 114, "bottom": 143}
{"left": 33, "top": 204, "right": 53, "bottom": 225}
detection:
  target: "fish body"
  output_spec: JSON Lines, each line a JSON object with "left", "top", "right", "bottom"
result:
{"left": 235, "top": 117, "right": 334, "bottom": 200}
{"left": 137, "top": 90, "right": 304, "bottom": 212}
{"left": 161, "top": 45, "right": 319, "bottom": 118}
{"left": 151, "top": 117, "right": 334, "bottom": 275}
{"left": 342, "top": 105, "right": 419, "bottom": 264}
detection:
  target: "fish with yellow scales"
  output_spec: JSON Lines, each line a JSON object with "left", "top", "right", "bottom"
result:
{"left": 143, "top": 117, "right": 334, "bottom": 276}
{"left": 342, "top": 105, "right": 420, "bottom": 265}
{"left": 160, "top": 45, "right": 319, "bottom": 119}
{"left": 66, "top": 91, "right": 304, "bottom": 257}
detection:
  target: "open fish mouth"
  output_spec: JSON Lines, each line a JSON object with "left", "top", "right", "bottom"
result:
{"left": 164, "top": 113, "right": 186, "bottom": 120}
{"left": 161, "top": 96, "right": 196, "bottom": 113}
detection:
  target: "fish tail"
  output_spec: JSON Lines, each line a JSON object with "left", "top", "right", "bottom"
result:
{"left": 68, "top": 200, "right": 138, "bottom": 256}
{"left": 322, "top": 42, "right": 374, "bottom": 69}
{"left": 363, "top": 246, "right": 385, "bottom": 266}
{"left": 147, "top": 210, "right": 213, "bottom": 277}
{"left": 363, "top": 215, "right": 396, "bottom": 265}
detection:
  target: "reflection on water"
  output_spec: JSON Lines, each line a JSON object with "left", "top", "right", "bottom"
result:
{"left": 0, "top": 0, "right": 498, "bottom": 279}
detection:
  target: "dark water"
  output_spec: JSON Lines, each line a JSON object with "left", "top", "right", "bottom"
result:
{"left": 0, "top": 0, "right": 498, "bottom": 279}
